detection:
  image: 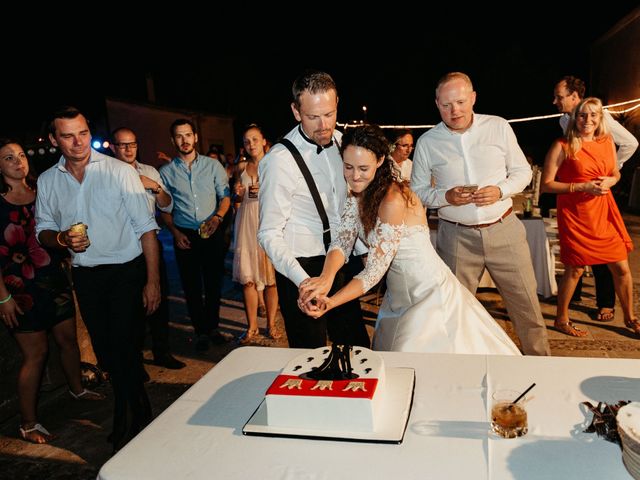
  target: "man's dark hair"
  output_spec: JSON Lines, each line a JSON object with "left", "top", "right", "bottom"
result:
{"left": 561, "top": 76, "right": 586, "bottom": 99}
{"left": 292, "top": 70, "right": 337, "bottom": 109}
{"left": 170, "top": 118, "right": 196, "bottom": 137}
{"left": 48, "top": 106, "right": 84, "bottom": 136}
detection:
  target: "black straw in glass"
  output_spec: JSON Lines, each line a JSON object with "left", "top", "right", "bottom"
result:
{"left": 512, "top": 383, "right": 536, "bottom": 404}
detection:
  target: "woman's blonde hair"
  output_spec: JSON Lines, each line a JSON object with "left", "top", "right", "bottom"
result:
{"left": 566, "top": 97, "right": 610, "bottom": 157}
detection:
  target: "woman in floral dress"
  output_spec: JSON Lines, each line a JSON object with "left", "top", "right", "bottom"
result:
{"left": 0, "top": 139, "right": 102, "bottom": 444}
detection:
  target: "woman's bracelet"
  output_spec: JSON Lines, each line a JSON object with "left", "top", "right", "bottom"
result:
{"left": 56, "top": 231, "right": 67, "bottom": 247}
{"left": 569, "top": 182, "right": 575, "bottom": 193}
{"left": 0, "top": 293, "right": 12, "bottom": 304}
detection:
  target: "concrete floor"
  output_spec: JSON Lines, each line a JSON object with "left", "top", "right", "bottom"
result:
{"left": 0, "top": 213, "right": 638, "bottom": 479}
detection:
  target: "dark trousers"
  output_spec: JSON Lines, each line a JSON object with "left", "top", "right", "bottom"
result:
{"left": 143, "top": 243, "right": 171, "bottom": 357}
{"left": 173, "top": 215, "right": 229, "bottom": 336}
{"left": 275, "top": 255, "right": 370, "bottom": 349}
{"left": 572, "top": 264, "right": 615, "bottom": 309}
{"left": 593, "top": 264, "right": 616, "bottom": 309}
{"left": 72, "top": 255, "right": 151, "bottom": 448}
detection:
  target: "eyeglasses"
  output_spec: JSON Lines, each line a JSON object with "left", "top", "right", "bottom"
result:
{"left": 114, "top": 142, "right": 138, "bottom": 149}
{"left": 396, "top": 143, "right": 413, "bottom": 149}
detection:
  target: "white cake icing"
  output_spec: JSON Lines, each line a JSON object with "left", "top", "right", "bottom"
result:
{"left": 265, "top": 346, "right": 385, "bottom": 432}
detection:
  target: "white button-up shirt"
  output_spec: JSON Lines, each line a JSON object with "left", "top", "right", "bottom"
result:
{"left": 412, "top": 114, "right": 532, "bottom": 225}
{"left": 35, "top": 149, "right": 158, "bottom": 267}
{"left": 136, "top": 162, "right": 173, "bottom": 214}
{"left": 258, "top": 126, "right": 347, "bottom": 287}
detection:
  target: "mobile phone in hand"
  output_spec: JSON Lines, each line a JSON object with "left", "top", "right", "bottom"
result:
{"left": 461, "top": 184, "right": 478, "bottom": 193}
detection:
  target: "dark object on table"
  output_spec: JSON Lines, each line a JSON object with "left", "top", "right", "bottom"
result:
{"left": 582, "top": 400, "right": 631, "bottom": 445}
{"left": 303, "top": 344, "right": 358, "bottom": 380}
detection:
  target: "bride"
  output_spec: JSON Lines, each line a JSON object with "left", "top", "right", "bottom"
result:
{"left": 298, "top": 125, "right": 520, "bottom": 355}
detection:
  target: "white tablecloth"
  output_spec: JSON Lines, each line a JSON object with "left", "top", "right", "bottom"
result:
{"left": 99, "top": 347, "right": 638, "bottom": 479}
{"left": 429, "top": 216, "right": 558, "bottom": 298}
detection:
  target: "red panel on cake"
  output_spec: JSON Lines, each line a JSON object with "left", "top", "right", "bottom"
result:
{"left": 266, "top": 375, "right": 378, "bottom": 399}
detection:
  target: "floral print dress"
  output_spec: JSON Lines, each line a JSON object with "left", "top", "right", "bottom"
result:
{"left": 0, "top": 196, "right": 74, "bottom": 332}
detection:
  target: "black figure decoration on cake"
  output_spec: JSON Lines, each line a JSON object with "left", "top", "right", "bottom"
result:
{"left": 302, "top": 344, "right": 358, "bottom": 380}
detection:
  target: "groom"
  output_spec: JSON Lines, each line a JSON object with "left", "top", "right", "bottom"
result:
{"left": 258, "top": 70, "right": 370, "bottom": 349}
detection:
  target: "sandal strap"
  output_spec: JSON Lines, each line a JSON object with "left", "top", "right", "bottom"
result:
{"left": 69, "top": 388, "right": 102, "bottom": 400}
{"left": 20, "top": 423, "right": 51, "bottom": 436}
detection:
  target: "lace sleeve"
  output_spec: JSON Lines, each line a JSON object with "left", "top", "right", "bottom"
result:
{"left": 327, "top": 196, "right": 359, "bottom": 263}
{"left": 354, "top": 220, "right": 403, "bottom": 293}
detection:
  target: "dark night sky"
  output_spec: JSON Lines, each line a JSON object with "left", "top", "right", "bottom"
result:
{"left": 2, "top": 5, "right": 637, "bottom": 164}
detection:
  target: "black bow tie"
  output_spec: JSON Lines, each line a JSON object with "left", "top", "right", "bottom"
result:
{"left": 316, "top": 140, "right": 333, "bottom": 154}
{"left": 298, "top": 125, "right": 333, "bottom": 154}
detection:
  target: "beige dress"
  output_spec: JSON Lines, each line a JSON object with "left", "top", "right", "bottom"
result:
{"left": 232, "top": 170, "right": 276, "bottom": 289}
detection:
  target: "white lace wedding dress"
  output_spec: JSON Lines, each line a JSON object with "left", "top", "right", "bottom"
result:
{"left": 330, "top": 197, "right": 521, "bottom": 355}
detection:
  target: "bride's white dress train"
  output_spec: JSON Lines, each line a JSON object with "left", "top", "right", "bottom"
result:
{"left": 331, "top": 197, "right": 521, "bottom": 355}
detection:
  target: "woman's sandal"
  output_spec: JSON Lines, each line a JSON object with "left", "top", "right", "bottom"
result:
{"left": 267, "top": 325, "right": 283, "bottom": 340}
{"left": 69, "top": 388, "right": 105, "bottom": 401}
{"left": 596, "top": 308, "right": 615, "bottom": 322}
{"left": 19, "top": 423, "right": 55, "bottom": 444}
{"left": 555, "top": 320, "right": 588, "bottom": 337}
{"left": 624, "top": 318, "right": 640, "bottom": 336}
{"left": 239, "top": 329, "right": 261, "bottom": 344}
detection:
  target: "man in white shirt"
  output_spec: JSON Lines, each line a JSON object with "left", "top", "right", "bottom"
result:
{"left": 412, "top": 72, "right": 550, "bottom": 355}
{"left": 36, "top": 107, "right": 161, "bottom": 451}
{"left": 552, "top": 75, "right": 638, "bottom": 321}
{"left": 258, "top": 70, "right": 369, "bottom": 348}
{"left": 111, "top": 127, "right": 185, "bottom": 371}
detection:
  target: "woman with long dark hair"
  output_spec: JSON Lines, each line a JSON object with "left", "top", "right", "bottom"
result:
{"left": 298, "top": 125, "right": 520, "bottom": 354}
{"left": 0, "top": 139, "right": 102, "bottom": 444}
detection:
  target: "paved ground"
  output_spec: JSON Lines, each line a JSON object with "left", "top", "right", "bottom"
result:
{"left": 0, "top": 213, "right": 638, "bottom": 480}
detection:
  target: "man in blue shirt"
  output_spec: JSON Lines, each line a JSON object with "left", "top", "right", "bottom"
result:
{"left": 160, "top": 119, "right": 231, "bottom": 351}
{"left": 36, "top": 107, "right": 160, "bottom": 452}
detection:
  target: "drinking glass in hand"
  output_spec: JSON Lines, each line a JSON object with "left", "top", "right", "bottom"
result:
{"left": 70, "top": 222, "right": 90, "bottom": 249}
{"left": 491, "top": 390, "right": 528, "bottom": 438}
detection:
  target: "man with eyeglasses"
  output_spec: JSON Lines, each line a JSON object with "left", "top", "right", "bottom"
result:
{"left": 388, "top": 129, "right": 414, "bottom": 182}
{"left": 551, "top": 75, "right": 638, "bottom": 322}
{"left": 110, "top": 128, "right": 185, "bottom": 371}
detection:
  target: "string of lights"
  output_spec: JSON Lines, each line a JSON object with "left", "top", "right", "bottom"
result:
{"left": 337, "top": 97, "right": 640, "bottom": 130}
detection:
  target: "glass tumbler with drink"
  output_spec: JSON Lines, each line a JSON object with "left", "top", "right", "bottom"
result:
{"left": 491, "top": 389, "right": 528, "bottom": 438}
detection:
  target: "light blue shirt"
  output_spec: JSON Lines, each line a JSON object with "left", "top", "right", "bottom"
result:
{"left": 35, "top": 149, "right": 158, "bottom": 267}
{"left": 159, "top": 154, "right": 230, "bottom": 229}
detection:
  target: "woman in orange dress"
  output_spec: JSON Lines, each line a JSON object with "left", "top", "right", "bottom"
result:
{"left": 542, "top": 97, "right": 636, "bottom": 337}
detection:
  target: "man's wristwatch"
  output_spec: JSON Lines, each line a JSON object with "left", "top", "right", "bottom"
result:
{"left": 213, "top": 213, "right": 224, "bottom": 222}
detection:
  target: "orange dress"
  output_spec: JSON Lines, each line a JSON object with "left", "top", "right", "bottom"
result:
{"left": 556, "top": 136, "right": 633, "bottom": 266}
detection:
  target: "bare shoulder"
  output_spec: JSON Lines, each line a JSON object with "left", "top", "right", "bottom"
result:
{"left": 382, "top": 183, "right": 406, "bottom": 205}
{"left": 379, "top": 185, "right": 408, "bottom": 224}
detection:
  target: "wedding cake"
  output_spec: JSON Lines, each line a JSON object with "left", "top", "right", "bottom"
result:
{"left": 265, "top": 345, "right": 385, "bottom": 432}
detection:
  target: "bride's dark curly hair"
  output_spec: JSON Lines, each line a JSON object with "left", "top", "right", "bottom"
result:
{"left": 340, "top": 125, "right": 412, "bottom": 236}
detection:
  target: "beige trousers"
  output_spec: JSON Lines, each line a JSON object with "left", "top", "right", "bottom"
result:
{"left": 437, "top": 212, "right": 550, "bottom": 356}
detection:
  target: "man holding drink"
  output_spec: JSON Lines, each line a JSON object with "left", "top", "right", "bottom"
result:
{"left": 36, "top": 106, "right": 160, "bottom": 452}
